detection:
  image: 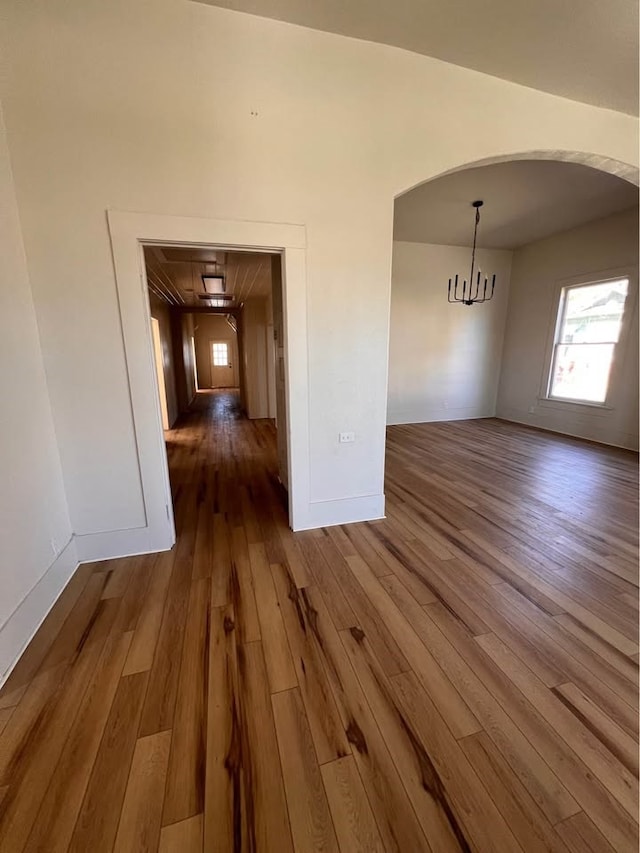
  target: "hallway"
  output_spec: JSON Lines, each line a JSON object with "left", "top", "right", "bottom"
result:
{"left": 0, "top": 391, "right": 637, "bottom": 852}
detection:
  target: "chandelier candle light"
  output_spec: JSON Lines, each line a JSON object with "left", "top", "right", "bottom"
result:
{"left": 447, "top": 200, "right": 496, "bottom": 306}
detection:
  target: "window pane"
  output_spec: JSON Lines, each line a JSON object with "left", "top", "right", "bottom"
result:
{"left": 550, "top": 343, "right": 614, "bottom": 402}
{"left": 212, "top": 343, "right": 228, "bottom": 366}
{"left": 560, "top": 279, "right": 628, "bottom": 344}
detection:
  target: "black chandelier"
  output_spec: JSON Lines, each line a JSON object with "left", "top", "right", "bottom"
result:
{"left": 447, "top": 200, "right": 496, "bottom": 306}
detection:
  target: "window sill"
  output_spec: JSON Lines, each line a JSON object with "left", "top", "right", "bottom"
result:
{"left": 537, "top": 396, "right": 614, "bottom": 412}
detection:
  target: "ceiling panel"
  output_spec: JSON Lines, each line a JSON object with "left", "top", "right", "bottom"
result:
{"left": 394, "top": 160, "right": 639, "bottom": 249}
{"left": 144, "top": 246, "right": 274, "bottom": 308}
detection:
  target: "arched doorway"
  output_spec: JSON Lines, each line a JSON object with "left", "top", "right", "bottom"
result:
{"left": 386, "top": 151, "right": 639, "bottom": 445}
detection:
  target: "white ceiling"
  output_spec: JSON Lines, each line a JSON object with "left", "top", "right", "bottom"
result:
{"left": 144, "top": 246, "right": 273, "bottom": 308}
{"left": 393, "top": 160, "right": 639, "bottom": 249}
{"left": 193, "top": 0, "right": 639, "bottom": 115}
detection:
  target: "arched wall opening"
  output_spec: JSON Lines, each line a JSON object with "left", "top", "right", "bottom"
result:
{"left": 386, "top": 150, "right": 639, "bottom": 450}
{"left": 394, "top": 150, "right": 640, "bottom": 201}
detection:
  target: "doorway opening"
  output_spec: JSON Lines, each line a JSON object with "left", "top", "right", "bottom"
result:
{"left": 387, "top": 154, "right": 638, "bottom": 445}
{"left": 143, "top": 243, "right": 290, "bottom": 532}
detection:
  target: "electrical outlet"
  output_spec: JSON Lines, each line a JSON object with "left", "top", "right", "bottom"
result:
{"left": 339, "top": 432, "right": 355, "bottom": 443}
{"left": 528, "top": 405, "right": 536, "bottom": 414}
{"left": 50, "top": 537, "right": 59, "bottom": 557}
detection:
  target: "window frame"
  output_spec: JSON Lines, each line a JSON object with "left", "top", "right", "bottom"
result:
{"left": 539, "top": 268, "right": 637, "bottom": 411}
{"left": 211, "top": 341, "right": 229, "bottom": 367}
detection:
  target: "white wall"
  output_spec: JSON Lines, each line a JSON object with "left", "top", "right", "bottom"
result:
{"left": 242, "top": 297, "right": 273, "bottom": 420}
{"left": 266, "top": 291, "right": 277, "bottom": 420}
{"left": 0, "top": 0, "right": 637, "bottom": 548}
{"left": 388, "top": 242, "right": 512, "bottom": 424}
{"left": 0, "top": 102, "right": 74, "bottom": 681}
{"left": 497, "top": 207, "right": 639, "bottom": 449}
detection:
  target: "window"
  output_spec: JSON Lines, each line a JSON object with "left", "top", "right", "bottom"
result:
{"left": 212, "top": 342, "right": 228, "bottom": 366}
{"left": 547, "top": 278, "right": 629, "bottom": 404}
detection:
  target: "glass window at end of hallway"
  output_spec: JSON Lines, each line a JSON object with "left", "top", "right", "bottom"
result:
{"left": 212, "top": 342, "right": 229, "bottom": 366}
{"left": 547, "top": 278, "right": 630, "bottom": 404}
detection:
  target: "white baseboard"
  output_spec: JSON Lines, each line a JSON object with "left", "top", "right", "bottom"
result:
{"left": 387, "top": 409, "right": 494, "bottom": 426}
{"left": 294, "top": 493, "right": 385, "bottom": 531}
{"left": 74, "top": 526, "right": 173, "bottom": 563}
{"left": 0, "top": 537, "right": 78, "bottom": 686}
{"left": 496, "top": 408, "right": 639, "bottom": 451}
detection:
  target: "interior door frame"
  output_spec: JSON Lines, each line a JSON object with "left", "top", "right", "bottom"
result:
{"left": 107, "top": 210, "right": 308, "bottom": 550}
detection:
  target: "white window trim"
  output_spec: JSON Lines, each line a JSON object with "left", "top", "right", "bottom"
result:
{"left": 212, "top": 341, "right": 229, "bottom": 367}
{"left": 538, "top": 266, "right": 638, "bottom": 412}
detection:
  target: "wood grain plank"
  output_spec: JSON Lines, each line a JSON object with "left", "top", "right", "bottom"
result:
{"left": 553, "top": 681, "right": 638, "bottom": 775}
{"left": 270, "top": 561, "right": 351, "bottom": 764}
{"left": 0, "top": 663, "right": 66, "bottom": 784}
{"left": 494, "top": 582, "right": 638, "bottom": 720}
{"left": 392, "top": 670, "right": 524, "bottom": 853}
{"left": 69, "top": 670, "right": 148, "bottom": 853}
{"left": 111, "top": 553, "right": 156, "bottom": 635}
{"left": 0, "top": 563, "right": 94, "bottom": 707}
{"left": 272, "top": 688, "right": 339, "bottom": 853}
{"left": 321, "top": 756, "right": 386, "bottom": 853}
{"left": 229, "top": 525, "right": 261, "bottom": 644}
{"left": 163, "top": 577, "right": 210, "bottom": 826}
{"left": 340, "top": 625, "right": 473, "bottom": 852}
{"left": 555, "top": 811, "right": 617, "bottom": 853}
{"left": 248, "top": 543, "right": 297, "bottom": 693}
{"left": 101, "top": 558, "right": 133, "bottom": 599}
{"left": 315, "top": 533, "right": 411, "bottom": 677}
{"left": 23, "top": 631, "right": 133, "bottom": 853}
{"left": 192, "top": 499, "right": 213, "bottom": 580}
{"left": 0, "top": 708, "right": 13, "bottom": 737}
{"left": 204, "top": 604, "right": 241, "bottom": 853}
{"left": 237, "top": 641, "right": 294, "bottom": 853}
{"left": 159, "top": 814, "right": 203, "bottom": 853}
{"left": 138, "top": 545, "right": 193, "bottom": 736}
{"left": 300, "top": 586, "right": 430, "bottom": 853}
{"left": 38, "top": 570, "right": 110, "bottom": 670}
{"left": 346, "top": 554, "right": 481, "bottom": 739}
{"left": 553, "top": 612, "right": 638, "bottom": 687}
{"left": 113, "top": 730, "right": 172, "bottom": 853}
{"left": 122, "top": 553, "right": 173, "bottom": 676}
{"left": 423, "top": 600, "right": 580, "bottom": 824}
{"left": 459, "top": 730, "right": 569, "bottom": 853}
{"left": 0, "top": 600, "right": 120, "bottom": 853}
{"left": 2, "top": 396, "right": 637, "bottom": 853}
{"left": 296, "top": 531, "right": 357, "bottom": 630}
{"left": 476, "top": 632, "right": 638, "bottom": 820}
{"left": 431, "top": 601, "right": 637, "bottom": 850}
{"left": 211, "top": 514, "right": 232, "bottom": 606}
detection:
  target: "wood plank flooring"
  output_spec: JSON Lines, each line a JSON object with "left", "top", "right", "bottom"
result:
{"left": 0, "top": 390, "right": 637, "bottom": 852}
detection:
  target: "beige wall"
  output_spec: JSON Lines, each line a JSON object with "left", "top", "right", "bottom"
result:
{"left": 497, "top": 207, "right": 639, "bottom": 449}
{"left": 171, "top": 311, "right": 197, "bottom": 414}
{"left": 194, "top": 314, "right": 239, "bottom": 390}
{"left": 0, "top": 0, "right": 637, "bottom": 541}
{"left": 242, "top": 297, "right": 275, "bottom": 420}
{"left": 182, "top": 313, "right": 197, "bottom": 405}
{"left": 388, "top": 242, "right": 512, "bottom": 424}
{"left": 0, "top": 102, "right": 73, "bottom": 678}
{"left": 149, "top": 293, "right": 179, "bottom": 428}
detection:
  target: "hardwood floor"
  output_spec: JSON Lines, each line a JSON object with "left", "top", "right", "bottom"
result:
{"left": 0, "top": 390, "right": 637, "bottom": 852}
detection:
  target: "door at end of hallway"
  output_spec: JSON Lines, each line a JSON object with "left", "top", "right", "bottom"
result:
{"left": 210, "top": 340, "right": 237, "bottom": 387}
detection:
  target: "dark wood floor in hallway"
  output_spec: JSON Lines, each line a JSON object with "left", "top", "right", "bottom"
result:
{"left": 0, "top": 390, "right": 638, "bottom": 852}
